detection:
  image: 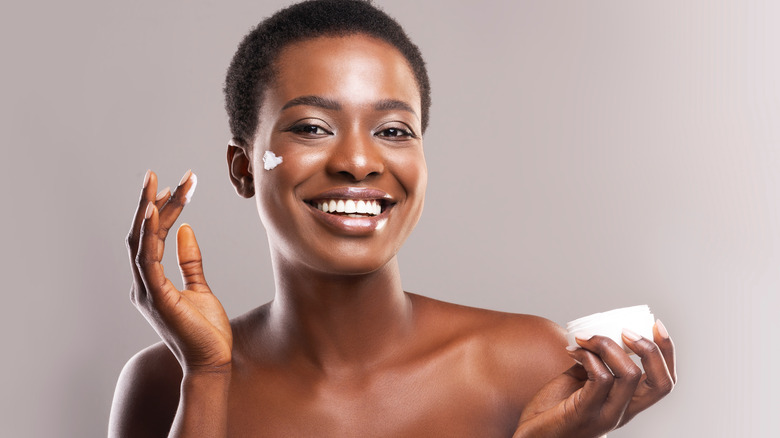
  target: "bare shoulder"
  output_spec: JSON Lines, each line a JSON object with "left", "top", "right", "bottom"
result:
{"left": 409, "top": 292, "right": 568, "bottom": 351}
{"left": 409, "top": 293, "right": 573, "bottom": 405}
{"left": 108, "top": 342, "right": 182, "bottom": 438}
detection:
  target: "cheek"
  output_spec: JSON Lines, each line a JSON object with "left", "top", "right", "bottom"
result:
{"left": 388, "top": 149, "right": 427, "bottom": 198}
{"left": 253, "top": 146, "right": 327, "bottom": 210}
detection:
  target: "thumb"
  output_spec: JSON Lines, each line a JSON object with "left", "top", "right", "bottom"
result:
{"left": 176, "top": 223, "right": 210, "bottom": 292}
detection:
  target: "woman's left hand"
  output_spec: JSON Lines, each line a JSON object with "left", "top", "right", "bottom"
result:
{"left": 513, "top": 321, "right": 677, "bottom": 438}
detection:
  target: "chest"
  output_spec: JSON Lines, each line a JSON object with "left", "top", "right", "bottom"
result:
{"left": 224, "top": 358, "right": 520, "bottom": 437}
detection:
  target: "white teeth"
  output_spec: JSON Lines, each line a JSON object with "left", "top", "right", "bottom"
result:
{"left": 313, "top": 199, "right": 384, "bottom": 216}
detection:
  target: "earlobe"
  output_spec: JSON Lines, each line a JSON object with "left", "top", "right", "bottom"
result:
{"left": 227, "top": 141, "right": 255, "bottom": 198}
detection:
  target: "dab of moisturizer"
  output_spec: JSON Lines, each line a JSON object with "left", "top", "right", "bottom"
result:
{"left": 263, "top": 150, "right": 283, "bottom": 170}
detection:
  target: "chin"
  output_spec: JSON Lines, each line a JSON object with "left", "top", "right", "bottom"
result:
{"left": 273, "top": 237, "right": 401, "bottom": 277}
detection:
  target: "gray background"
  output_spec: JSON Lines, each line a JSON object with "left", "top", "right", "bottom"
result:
{"left": 1, "top": 0, "right": 778, "bottom": 436}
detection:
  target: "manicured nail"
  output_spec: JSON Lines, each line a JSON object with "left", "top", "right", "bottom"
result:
{"left": 565, "top": 346, "right": 583, "bottom": 365}
{"left": 574, "top": 332, "right": 594, "bottom": 342}
{"left": 179, "top": 169, "right": 192, "bottom": 186}
{"left": 656, "top": 319, "right": 669, "bottom": 339}
{"left": 156, "top": 187, "right": 171, "bottom": 201}
{"left": 144, "top": 202, "right": 154, "bottom": 219}
{"left": 184, "top": 173, "right": 197, "bottom": 205}
{"left": 143, "top": 170, "right": 151, "bottom": 188}
{"left": 622, "top": 328, "right": 642, "bottom": 342}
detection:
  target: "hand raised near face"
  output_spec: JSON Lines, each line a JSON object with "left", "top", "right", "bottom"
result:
{"left": 126, "top": 170, "right": 233, "bottom": 373}
{"left": 513, "top": 322, "right": 676, "bottom": 438}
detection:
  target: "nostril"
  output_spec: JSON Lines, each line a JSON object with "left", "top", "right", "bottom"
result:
{"left": 337, "top": 169, "right": 381, "bottom": 182}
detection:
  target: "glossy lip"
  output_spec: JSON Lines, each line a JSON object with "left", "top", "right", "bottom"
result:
{"left": 303, "top": 187, "right": 396, "bottom": 235}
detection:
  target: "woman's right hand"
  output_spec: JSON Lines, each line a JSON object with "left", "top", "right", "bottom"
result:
{"left": 126, "top": 170, "right": 233, "bottom": 373}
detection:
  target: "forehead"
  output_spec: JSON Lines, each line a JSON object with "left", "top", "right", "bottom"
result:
{"left": 267, "top": 34, "right": 421, "bottom": 113}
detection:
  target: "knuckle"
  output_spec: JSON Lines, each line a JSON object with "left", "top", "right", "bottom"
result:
{"left": 135, "top": 252, "right": 154, "bottom": 267}
{"left": 168, "top": 194, "right": 187, "bottom": 209}
{"left": 593, "top": 370, "right": 614, "bottom": 385}
{"left": 644, "top": 341, "right": 660, "bottom": 356}
{"left": 125, "top": 232, "right": 137, "bottom": 250}
{"left": 179, "top": 259, "right": 201, "bottom": 272}
{"left": 657, "top": 378, "right": 675, "bottom": 395}
{"left": 624, "top": 365, "right": 643, "bottom": 383}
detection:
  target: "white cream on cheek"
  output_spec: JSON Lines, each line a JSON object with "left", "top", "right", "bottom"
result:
{"left": 263, "top": 150, "right": 283, "bottom": 170}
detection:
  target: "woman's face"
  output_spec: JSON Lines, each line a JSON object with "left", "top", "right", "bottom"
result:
{"left": 249, "top": 34, "right": 427, "bottom": 275}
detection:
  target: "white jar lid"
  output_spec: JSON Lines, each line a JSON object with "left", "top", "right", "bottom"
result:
{"left": 565, "top": 305, "right": 655, "bottom": 354}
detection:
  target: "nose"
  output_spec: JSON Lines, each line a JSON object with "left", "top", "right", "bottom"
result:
{"left": 325, "top": 129, "right": 384, "bottom": 181}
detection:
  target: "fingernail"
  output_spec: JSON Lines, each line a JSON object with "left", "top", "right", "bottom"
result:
{"left": 656, "top": 319, "right": 669, "bottom": 339}
{"left": 184, "top": 173, "right": 198, "bottom": 205}
{"left": 156, "top": 187, "right": 171, "bottom": 201}
{"left": 622, "top": 328, "right": 642, "bottom": 341}
{"left": 574, "top": 332, "right": 594, "bottom": 342}
{"left": 179, "top": 169, "right": 192, "bottom": 186}
{"left": 144, "top": 202, "right": 154, "bottom": 219}
{"left": 143, "top": 170, "right": 151, "bottom": 188}
{"left": 565, "top": 346, "right": 583, "bottom": 365}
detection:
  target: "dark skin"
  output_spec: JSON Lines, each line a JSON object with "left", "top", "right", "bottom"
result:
{"left": 109, "top": 35, "right": 676, "bottom": 437}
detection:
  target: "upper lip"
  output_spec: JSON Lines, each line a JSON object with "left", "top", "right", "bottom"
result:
{"left": 305, "top": 187, "right": 395, "bottom": 202}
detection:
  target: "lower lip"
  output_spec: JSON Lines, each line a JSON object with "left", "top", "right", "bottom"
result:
{"left": 306, "top": 202, "right": 391, "bottom": 234}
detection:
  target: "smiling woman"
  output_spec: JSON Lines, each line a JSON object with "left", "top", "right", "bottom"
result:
{"left": 108, "top": 1, "right": 676, "bottom": 437}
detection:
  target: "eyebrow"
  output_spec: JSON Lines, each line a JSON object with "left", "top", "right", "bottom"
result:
{"left": 281, "top": 95, "right": 341, "bottom": 111}
{"left": 374, "top": 99, "right": 419, "bottom": 120}
{"left": 280, "top": 95, "right": 419, "bottom": 119}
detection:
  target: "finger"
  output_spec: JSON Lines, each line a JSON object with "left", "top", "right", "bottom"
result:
{"left": 158, "top": 170, "right": 197, "bottom": 242}
{"left": 565, "top": 346, "right": 613, "bottom": 410}
{"left": 154, "top": 186, "right": 171, "bottom": 210}
{"left": 136, "top": 202, "right": 175, "bottom": 303}
{"left": 127, "top": 170, "right": 157, "bottom": 279}
{"left": 624, "top": 331, "right": 674, "bottom": 393}
{"left": 576, "top": 334, "right": 642, "bottom": 420}
{"left": 177, "top": 223, "right": 210, "bottom": 292}
{"left": 621, "top": 328, "right": 675, "bottom": 421}
{"left": 654, "top": 319, "right": 677, "bottom": 383}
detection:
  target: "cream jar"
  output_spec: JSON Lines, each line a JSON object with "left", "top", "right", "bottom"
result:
{"left": 565, "top": 305, "right": 655, "bottom": 354}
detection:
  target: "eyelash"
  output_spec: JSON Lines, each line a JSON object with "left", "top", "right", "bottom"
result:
{"left": 284, "top": 122, "right": 418, "bottom": 140}
{"left": 287, "top": 123, "right": 332, "bottom": 136}
{"left": 375, "top": 126, "right": 417, "bottom": 139}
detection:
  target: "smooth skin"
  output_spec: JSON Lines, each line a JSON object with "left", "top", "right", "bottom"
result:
{"left": 109, "top": 35, "right": 676, "bottom": 438}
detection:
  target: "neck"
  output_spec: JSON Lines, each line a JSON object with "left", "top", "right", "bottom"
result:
{"left": 267, "top": 254, "right": 414, "bottom": 372}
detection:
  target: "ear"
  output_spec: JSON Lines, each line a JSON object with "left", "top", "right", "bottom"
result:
{"left": 227, "top": 139, "right": 255, "bottom": 198}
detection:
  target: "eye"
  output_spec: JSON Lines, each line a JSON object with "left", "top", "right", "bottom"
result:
{"left": 375, "top": 126, "right": 417, "bottom": 140}
{"left": 285, "top": 121, "right": 333, "bottom": 137}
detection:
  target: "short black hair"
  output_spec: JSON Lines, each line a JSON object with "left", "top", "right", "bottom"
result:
{"left": 224, "top": 0, "right": 431, "bottom": 144}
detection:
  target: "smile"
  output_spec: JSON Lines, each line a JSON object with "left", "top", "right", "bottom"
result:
{"left": 310, "top": 199, "right": 383, "bottom": 217}
{"left": 302, "top": 187, "right": 395, "bottom": 233}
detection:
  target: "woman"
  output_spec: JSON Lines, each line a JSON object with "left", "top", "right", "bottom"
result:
{"left": 109, "top": 1, "right": 676, "bottom": 436}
